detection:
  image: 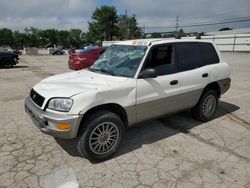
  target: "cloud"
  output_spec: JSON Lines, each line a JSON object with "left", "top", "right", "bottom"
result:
{"left": 0, "top": 0, "right": 96, "bottom": 31}
{"left": 112, "top": 0, "right": 250, "bottom": 32}
{"left": 0, "top": 17, "right": 89, "bottom": 31}
{"left": 0, "top": 0, "right": 250, "bottom": 32}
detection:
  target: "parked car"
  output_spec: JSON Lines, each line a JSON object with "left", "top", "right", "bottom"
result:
{"left": 68, "top": 47, "right": 107, "bottom": 70}
{"left": 0, "top": 51, "right": 19, "bottom": 68}
{"left": 0, "top": 45, "right": 22, "bottom": 55}
{"left": 52, "top": 48, "right": 65, "bottom": 55}
{"left": 25, "top": 39, "right": 230, "bottom": 162}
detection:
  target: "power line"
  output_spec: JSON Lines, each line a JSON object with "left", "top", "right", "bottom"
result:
{"left": 182, "top": 18, "right": 250, "bottom": 28}
{"left": 145, "top": 17, "right": 250, "bottom": 29}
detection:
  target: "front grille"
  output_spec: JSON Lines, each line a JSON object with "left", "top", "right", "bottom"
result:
{"left": 30, "top": 89, "right": 45, "bottom": 107}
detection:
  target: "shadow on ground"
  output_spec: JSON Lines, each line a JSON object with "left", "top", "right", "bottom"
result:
{"left": 55, "top": 101, "right": 240, "bottom": 160}
{"left": 0, "top": 65, "right": 29, "bottom": 69}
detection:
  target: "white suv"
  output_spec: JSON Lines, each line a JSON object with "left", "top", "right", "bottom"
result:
{"left": 25, "top": 39, "right": 230, "bottom": 161}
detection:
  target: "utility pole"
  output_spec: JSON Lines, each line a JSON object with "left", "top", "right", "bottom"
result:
{"left": 125, "top": 9, "right": 129, "bottom": 40}
{"left": 176, "top": 16, "right": 179, "bottom": 32}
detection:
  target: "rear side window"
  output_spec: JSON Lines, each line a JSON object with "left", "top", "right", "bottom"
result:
{"left": 79, "top": 47, "right": 97, "bottom": 54}
{"left": 199, "top": 43, "right": 219, "bottom": 65}
{"left": 174, "top": 43, "right": 197, "bottom": 72}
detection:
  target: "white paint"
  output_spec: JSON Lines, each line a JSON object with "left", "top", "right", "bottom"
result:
{"left": 44, "top": 167, "right": 78, "bottom": 188}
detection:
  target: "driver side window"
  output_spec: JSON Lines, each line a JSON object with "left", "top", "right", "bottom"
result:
{"left": 144, "top": 44, "right": 174, "bottom": 76}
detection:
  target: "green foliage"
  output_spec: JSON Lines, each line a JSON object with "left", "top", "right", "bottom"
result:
{"left": 86, "top": 6, "right": 142, "bottom": 42}
{"left": 0, "top": 28, "right": 14, "bottom": 47}
{"left": 117, "top": 14, "right": 142, "bottom": 40}
{"left": 87, "top": 6, "right": 118, "bottom": 41}
{"left": 178, "top": 29, "right": 187, "bottom": 37}
{"left": 0, "top": 27, "right": 85, "bottom": 49}
{"left": 151, "top": 32, "right": 162, "bottom": 38}
{"left": 0, "top": 6, "right": 142, "bottom": 48}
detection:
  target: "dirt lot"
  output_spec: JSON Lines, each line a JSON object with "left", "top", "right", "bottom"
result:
{"left": 0, "top": 53, "right": 250, "bottom": 188}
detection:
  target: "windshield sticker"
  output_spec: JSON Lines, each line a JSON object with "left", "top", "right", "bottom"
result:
{"left": 132, "top": 40, "right": 138, "bottom": 46}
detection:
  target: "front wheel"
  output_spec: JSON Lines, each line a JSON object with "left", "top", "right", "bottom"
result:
{"left": 77, "top": 111, "right": 125, "bottom": 162}
{"left": 192, "top": 90, "right": 218, "bottom": 122}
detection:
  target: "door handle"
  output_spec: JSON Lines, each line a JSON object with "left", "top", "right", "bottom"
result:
{"left": 170, "top": 80, "right": 178, "bottom": 85}
{"left": 202, "top": 73, "right": 209, "bottom": 78}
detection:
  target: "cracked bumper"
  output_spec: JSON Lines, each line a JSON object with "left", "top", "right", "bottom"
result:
{"left": 24, "top": 97, "right": 82, "bottom": 139}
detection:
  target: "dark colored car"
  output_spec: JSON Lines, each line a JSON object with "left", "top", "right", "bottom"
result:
{"left": 68, "top": 47, "right": 107, "bottom": 70}
{"left": 52, "top": 48, "right": 65, "bottom": 55}
{"left": 0, "top": 52, "right": 19, "bottom": 68}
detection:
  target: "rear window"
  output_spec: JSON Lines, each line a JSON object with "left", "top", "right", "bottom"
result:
{"left": 79, "top": 47, "right": 97, "bottom": 54}
{"left": 199, "top": 43, "right": 220, "bottom": 66}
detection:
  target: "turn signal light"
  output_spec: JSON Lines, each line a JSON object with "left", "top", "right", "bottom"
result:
{"left": 57, "top": 123, "right": 71, "bottom": 130}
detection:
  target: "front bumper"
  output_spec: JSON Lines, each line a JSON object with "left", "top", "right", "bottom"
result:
{"left": 24, "top": 97, "right": 82, "bottom": 139}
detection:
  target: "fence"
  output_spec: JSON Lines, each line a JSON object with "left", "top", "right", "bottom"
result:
{"left": 190, "top": 34, "right": 250, "bottom": 52}
{"left": 103, "top": 34, "right": 250, "bottom": 52}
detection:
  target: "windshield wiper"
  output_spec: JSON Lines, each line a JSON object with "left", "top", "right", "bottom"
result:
{"left": 89, "top": 67, "right": 115, "bottom": 76}
{"left": 99, "top": 68, "right": 116, "bottom": 76}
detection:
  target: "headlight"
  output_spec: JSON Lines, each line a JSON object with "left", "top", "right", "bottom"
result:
{"left": 47, "top": 98, "right": 73, "bottom": 112}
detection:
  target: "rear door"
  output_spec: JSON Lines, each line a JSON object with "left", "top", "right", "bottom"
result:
{"left": 172, "top": 42, "right": 211, "bottom": 107}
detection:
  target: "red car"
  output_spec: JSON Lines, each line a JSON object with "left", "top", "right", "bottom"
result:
{"left": 68, "top": 47, "right": 107, "bottom": 70}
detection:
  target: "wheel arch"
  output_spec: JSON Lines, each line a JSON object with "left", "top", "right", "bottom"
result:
{"left": 77, "top": 103, "right": 128, "bottom": 136}
{"left": 203, "top": 82, "right": 221, "bottom": 98}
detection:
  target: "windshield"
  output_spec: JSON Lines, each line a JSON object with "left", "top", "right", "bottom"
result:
{"left": 89, "top": 44, "right": 147, "bottom": 78}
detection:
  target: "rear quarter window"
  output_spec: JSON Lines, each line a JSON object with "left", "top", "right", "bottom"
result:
{"left": 199, "top": 43, "right": 220, "bottom": 66}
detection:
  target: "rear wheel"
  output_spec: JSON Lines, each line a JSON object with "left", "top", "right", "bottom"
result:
{"left": 3, "top": 59, "right": 13, "bottom": 68}
{"left": 192, "top": 90, "right": 218, "bottom": 122}
{"left": 77, "top": 111, "right": 125, "bottom": 162}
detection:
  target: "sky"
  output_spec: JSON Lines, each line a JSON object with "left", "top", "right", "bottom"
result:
{"left": 0, "top": 0, "right": 250, "bottom": 33}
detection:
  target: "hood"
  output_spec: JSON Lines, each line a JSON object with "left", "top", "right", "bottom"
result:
{"left": 33, "top": 70, "right": 129, "bottom": 99}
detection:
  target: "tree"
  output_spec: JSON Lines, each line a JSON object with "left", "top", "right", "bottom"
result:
{"left": 151, "top": 32, "right": 162, "bottom": 38}
{"left": 178, "top": 29, "right": 187, "bottom": 37}
{"left": 57, "top": 30, "right": 70, "bottom": 47}
{"left": 24, "top": 27, "right": 41, "bottom": 47}
{"left": 68, "top": 29, "right": 82, "bottom": 47}
{"left": 13, "top": 31, "right": 26, "bottom": 49}
{"left": 87, "top": 6, "right": 118, "bottom": 41}
{"left": 117, "top": 14, "right": 142, "bottom": 40}
{"left": 0, "top": 28, "right": 14, "bottom": 46}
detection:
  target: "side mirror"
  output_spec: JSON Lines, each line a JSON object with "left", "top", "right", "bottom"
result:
{"left": 139, "top": 68, "right": 158, "bottom": 78}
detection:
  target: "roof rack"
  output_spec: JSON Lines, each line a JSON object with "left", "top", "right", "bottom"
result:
{"left": 196, "top": 34, "right": 201, "bottom": 39}
{"left": 175, "top": 33, "right": 181, "bottom": 39}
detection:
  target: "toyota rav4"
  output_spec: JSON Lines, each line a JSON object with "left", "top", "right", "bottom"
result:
{"left": 25, "top": 39, "right": 230, "bottom": 161}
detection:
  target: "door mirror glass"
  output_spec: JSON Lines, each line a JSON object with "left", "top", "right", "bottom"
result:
{"left": 139, "top": 68, "right": 158, "bottom": 78}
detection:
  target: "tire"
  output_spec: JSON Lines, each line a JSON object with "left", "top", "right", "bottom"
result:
{"left": 192, "top": 90, "right": 218, "bottom": 122}
{"left": 77, "top": 111, "right": 125, "bottom": 162}
{"left": 3, "top": 59, "right": 13, "bottom": 68}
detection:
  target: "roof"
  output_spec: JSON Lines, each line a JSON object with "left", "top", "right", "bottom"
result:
{"left": 113, "top": 38, "right": 212, "bottom": 46}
